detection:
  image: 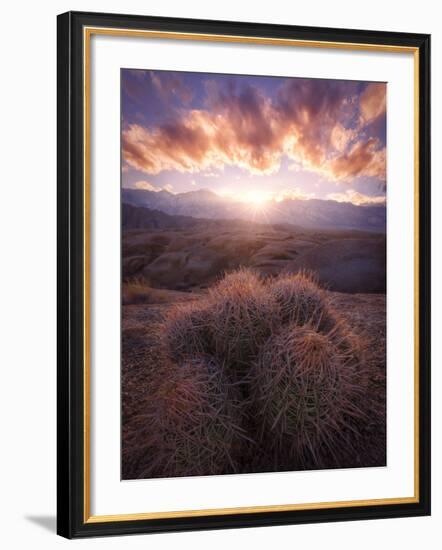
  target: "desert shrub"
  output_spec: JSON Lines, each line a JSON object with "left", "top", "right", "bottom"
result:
{"left": 123, "top": 355, "right": 249, "bottom": 478}
{"left": 268, "top": 271, "right": 333, "bottom": 329}
{"left": 207, "top": 268, "right": 278, "bottom": 375}
{"left": 251, "top": 325, "right": 368, "bottom": 469}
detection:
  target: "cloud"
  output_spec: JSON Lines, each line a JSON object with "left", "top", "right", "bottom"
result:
{"left": 150, "top": 72, "right": 193, "bottom": 104}
{"left": 133, "top": 180, "right": 158, "bottom": 191}
{"left": 122, "top": 78, "right": 386, "bottom": 185}
{"left": 202, "top": 171, "right": 221, "bottom": 178}
{"left": 330, "top": 123, "right": 357, "bottom": 152}
{"left": 359, "top": 83, "right": 386, "bottom": 125}
{"left": 326, "top": 189, "right": 386, "bottom": 206}
{"left": 130, "top": 180, "right": 175, "bottom": 194}
{"left": 219, "top": 186, "right": 315, "bottom": 203}
{"left": 325, "top": 138, "right": 386, "bottom": 182}
{"left": 275, "top": 188, "right": 316, "bottom": 202}
{"left": 288, "top": 161, "right": 303, "bottom": 172}
{"left": 122, "top": 71, "right": 147, "bottom": 104}
{"left": 122, "top": 94, "right": 283, "bottom": 175}
{"left": 276, "top": 79, "right": 359, "bottom": 168}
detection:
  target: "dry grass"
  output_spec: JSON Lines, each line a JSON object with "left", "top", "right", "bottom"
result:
{"left": 123, "top": 277, "right": 152, "bottom": 305}
{"left": 123, "top": 276, "right": 197, "bottom": 305}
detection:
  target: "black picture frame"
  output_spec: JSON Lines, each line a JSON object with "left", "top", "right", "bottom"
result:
{"left": 57, "top": 10, "right": 431, "bottom": 539}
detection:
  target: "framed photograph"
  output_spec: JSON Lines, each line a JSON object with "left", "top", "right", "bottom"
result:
{"left": 57, "top": 11, "right": 431, "bottom": 538}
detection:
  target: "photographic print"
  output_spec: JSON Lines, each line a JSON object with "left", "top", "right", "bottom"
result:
{"left": 121, "top": 69, "right": 387, "bottom": 480}
{"left": 58, "top": 12, "right": 430, "bottom": 537}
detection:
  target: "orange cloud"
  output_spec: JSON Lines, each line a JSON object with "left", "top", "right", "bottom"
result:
{"left": 330, "top": 123, "right": 356, "bottom": 152}
{"left": 276, "top": 79, "right": 360, "bottom": 169}
{"left": 122, "top": 86, "right": 285, "bottom": 176}
{"left": 122, "top": 79, "right": 386, "bottom": 184}
{"left": 325, "top": 138, "right": 386, "bottom": 182}
{"left": 359, "top": 83, "right": 386, "bottom": 125}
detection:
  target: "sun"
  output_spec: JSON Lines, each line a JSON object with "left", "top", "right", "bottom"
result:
{"left": 236, "top": 189, "right": 273, "bottom": 220}
{"left": 249, "top": 190, "right": 270, "bottom": 205}
{"left": 241, "top": 189, "right": 272, "bottom": 206}
{"left": 218, "top": 188, "right": 273, "bottom": 215}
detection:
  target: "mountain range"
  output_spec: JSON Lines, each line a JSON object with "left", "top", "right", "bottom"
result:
{"left": 122, "top": 188, "right": 386, "bottom": 232}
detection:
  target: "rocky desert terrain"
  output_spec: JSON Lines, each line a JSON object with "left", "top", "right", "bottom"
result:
{"left": 122, "top": 204, "right": 386, "bottom": 295}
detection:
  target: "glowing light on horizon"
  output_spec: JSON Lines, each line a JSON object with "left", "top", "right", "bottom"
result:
{"left": 216, "top": 188, "right": 274, "bottom": 220}
{"left": 242, "top": 189, "right": 273, "bottom": 205}
{"left": 217, "top": 187, "right": 316, "bottom": 206}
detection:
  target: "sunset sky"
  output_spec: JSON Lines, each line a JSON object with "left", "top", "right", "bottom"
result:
{"left": 121, "top": 69, "right": 386, "bottom": 206}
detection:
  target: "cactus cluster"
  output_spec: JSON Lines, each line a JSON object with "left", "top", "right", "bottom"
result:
{"left": 125, "top": 268, "right": 370, "bottom": 478}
